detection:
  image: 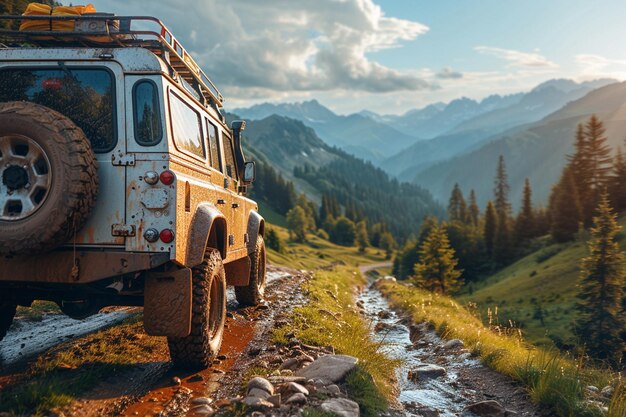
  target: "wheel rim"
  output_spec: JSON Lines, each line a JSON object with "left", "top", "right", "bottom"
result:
{"left": 0, "top": 135, "right": 52, "bottom": 221}
{"left": 257, "top": 244, "right": 266, "bottom": 291}
{"left": 208, "top": 274, "right": 224, "bottom": 339}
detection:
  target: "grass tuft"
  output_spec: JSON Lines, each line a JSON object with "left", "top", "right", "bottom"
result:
{"left": 345, "top": 365, "right": 387, "bottom": 417}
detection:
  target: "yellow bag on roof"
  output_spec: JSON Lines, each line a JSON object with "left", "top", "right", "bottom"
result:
{"left": 19, "top": 3, "right": 52, "bottom": 31}
{"left": 19, "top": 3, "right": 97, "bottom": 32}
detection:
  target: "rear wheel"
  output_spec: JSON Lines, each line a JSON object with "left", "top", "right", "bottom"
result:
{"left": 0, "top": 303, "right": 17, "bottom": 342}
{"left": 168, "top": 249, "right": 226, "bottom": 368}
{"left": 235, "top": 236, "right": 267, "bottom": 306}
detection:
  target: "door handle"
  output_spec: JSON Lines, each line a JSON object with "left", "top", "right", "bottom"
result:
{"left": 217, "top": 199, "right": 226, "bottom": 205}
{"left": 232, "top": 203, "right": 239, "bottom": 208}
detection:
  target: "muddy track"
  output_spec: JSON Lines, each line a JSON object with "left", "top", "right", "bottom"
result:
{"left": 46, "top": 265, "right": 309, "bottom": 417}
{"left": 0, "top": 308, "right": 135, "bottom": 372}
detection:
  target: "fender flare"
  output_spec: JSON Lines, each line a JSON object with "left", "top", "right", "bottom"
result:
{"left": 185, "top": 203, "right": 227, "bottom": 268}
{"left": 246, "top": 210, "right": 265, "bottom": 254}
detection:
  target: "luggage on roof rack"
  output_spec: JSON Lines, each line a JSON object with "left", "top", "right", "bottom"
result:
{"left": 0, "top": 13, "right": 224, "bottom": 109}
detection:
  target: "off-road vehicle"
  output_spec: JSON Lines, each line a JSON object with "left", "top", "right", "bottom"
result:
{"left": 0, "top": 11, "right": 266, "bottom": 368}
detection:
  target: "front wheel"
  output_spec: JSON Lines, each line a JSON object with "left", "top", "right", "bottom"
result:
{"left": 167, "top": 249, "right": 226, "bottom": 368}
{"left": 235, "top": 236, "right": 267, "bottom": 307}
{"left": 0, "top": 302, "right": 17, "bottom": 342}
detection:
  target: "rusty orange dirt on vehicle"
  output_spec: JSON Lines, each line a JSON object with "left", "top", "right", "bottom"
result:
{"left": 0, "top": 11, "right": 267, "bottom": 368}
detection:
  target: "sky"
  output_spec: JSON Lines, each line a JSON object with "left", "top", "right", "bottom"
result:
{"left": 89, "top": 0, "right": 626, "bottom": 115}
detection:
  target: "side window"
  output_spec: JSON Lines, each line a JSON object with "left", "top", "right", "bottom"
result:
{"left": 223, "top": 134, "right": 238, "bottom": 180}
{"left": 169, "top": 91, "right": 205, "bottom": 159}
{"left": 133, "top": 80, "right": 162, "bottom": 146}
{"left": 206, "top": 120, "right": 222, "bottom": 171}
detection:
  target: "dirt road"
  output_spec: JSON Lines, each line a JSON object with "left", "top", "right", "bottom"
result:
{"left": 0, "top": 265, "right": 309, "bottom": 417}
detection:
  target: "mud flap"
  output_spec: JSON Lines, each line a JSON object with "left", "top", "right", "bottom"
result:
{"left": 225, "top": 256, "right": 251, "bottom": 286}
{"left": 143, "top": 267, "right": 192, "bottom": 337}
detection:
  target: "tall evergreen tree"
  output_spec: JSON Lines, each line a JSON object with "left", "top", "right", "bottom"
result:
{"left": 484, "top": 201, "right": 497, "bottom": 257}
{"left": 493, "top": 156, "right": 512, "bottom": 265}
{"left": 468, "top": 189, "right": 480, "bottom": 227}
{"left": 568, "top": 123, "right": 591, "bottom": 213}
{"left": 575, "top": 192, "right": 625, "bottom": 364}
{"left": 610, "top": 145, "right": 626, "bottom": 212}
{"left": 447, "top": 183, "right": 467, "bottom": 222}
{"left": 412, "top": 223, "right": 463, "bottom": 294}
{"left": 550, "top": 167, "right": 582, "bottom": 243}
{"left": 515, "top": 178, "right": 535, "bottom": 244}
{"left": 493, "top": 155, "right": 511, "bottom": 217}
{"left": 584, "top": 115, "right": 613, "bottom": 223}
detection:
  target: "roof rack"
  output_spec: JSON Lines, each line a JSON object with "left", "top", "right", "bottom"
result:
{"left": 0, "top": 15, "right": 224, "bottom": 109}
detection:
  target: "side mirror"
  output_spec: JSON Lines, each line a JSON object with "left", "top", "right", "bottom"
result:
{"left": 243, "top": 161, "right": 256, "bottom": 184}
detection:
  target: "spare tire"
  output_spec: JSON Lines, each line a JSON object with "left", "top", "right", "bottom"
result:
{"left": 0, "top": 101, "right": 98, "bottom": 255}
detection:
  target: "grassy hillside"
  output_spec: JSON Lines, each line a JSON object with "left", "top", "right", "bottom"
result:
{"left": 459, "top": 216, "right": 626, "bottom": 348}
{"left": 265, "top": 222, "right": 387, "bottom": 270}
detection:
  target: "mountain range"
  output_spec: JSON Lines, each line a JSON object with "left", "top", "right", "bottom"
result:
{"left": 234, "top": 114, "right": 444, "bottom": 240}
{"left": 233, "top": 77, "right": 620, "bottom": 213}
{"left": 413, "top": 80, "right": 626, "bottom": 208}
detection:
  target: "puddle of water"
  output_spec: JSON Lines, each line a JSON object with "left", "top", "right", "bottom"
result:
{"left": 0, "top": 310, "right": 132, "bottom": 368}
{"left": 358, "top": 279, "right": 480, "bottom": 417}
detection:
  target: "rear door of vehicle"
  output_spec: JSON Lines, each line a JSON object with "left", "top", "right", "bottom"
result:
{"left": 0, "top": 60, "right": 127, "bottom": 246}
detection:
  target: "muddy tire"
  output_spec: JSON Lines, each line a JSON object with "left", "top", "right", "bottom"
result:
{"left": 235, "top": 236, "right": 267, "bottom": 307}
{"left": 168, "top": 249, "right": 226, "bottom": 368}
{"left": 0, "top": 303, "right": 16, "bottom": 342}
{"left": 0, "top": 101, "right": 98, "bottom": 255}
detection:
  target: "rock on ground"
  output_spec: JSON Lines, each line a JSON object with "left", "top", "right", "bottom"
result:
{"left": 296, "top": 354, "right": 358, "bottom": 383}
{"left": 464, "top": 400, "right": 507, "bottom": 417}
{"left": 320, "top": 398, "right": 360, "bottom": 417}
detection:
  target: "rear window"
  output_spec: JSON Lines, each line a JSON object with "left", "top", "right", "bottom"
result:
{"left": 0, "top": 67, "right": 116, "bottom": 153}
{"left": 169, "top": 91, "right": 205, "bottom": 160}
{"left": 133, "top": 80, "right": 162, "bottom": 146}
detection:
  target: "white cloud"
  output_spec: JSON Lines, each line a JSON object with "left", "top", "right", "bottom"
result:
{"left": 475, "top": 46, "right": 558, "bottom": 69}
{"left": 575, "top": 54, "right": 626, "bottom": 78}
{"left": 90, "top": 0, "right": 434, "bottom": 97}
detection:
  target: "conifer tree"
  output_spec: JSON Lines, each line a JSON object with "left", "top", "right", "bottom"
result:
{"left": 568, "top": 123, "right": 591, "bottom": 210}
{"left": 447, "top": 183, "right": 467, "bottom": 222}
{"left": 584, "top": 115, "right": 613, "bottom": 223}
{"left": 412, "top": 223, "right": 463, "bottom": 294}
{"left": 575, "top": 192, "right": 626, "bottom": 364}
{"left": 468, "top": 189, "right": 480, "bottom": 226}
{"left": 550, "top": 167, "right": 582, "bottom": 243}
{"left": 515, "top": 178, "right": 535, "bottom": 244}
{"left": 610, "top": 145, "right": 626, "bottom": 212}
{"left": 484, "top": 201, "right": 497, "bottom": 257}
{"left": 493, "top": 156, "right": 512, "bottom": 265}
{"left": 494, "top": 155, "right": 511, "bottom": 217}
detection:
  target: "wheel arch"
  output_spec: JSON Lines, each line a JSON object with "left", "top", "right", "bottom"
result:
{"left": 185, "top": 203, "right": 228, "bottom": 267}
{"left": 246, "top": 210, "right": 265, "bottom": 255}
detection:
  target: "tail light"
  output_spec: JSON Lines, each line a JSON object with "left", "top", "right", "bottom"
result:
{"left": 160, "top": 170, "right": 176, "bottom": 185}
{"left": 160, "top": 229, "right": 175, "bottom": 243}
